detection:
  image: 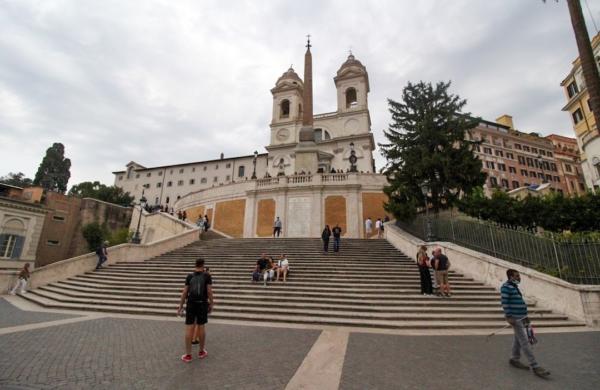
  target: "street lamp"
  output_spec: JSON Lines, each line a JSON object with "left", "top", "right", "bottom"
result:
{"left": 419, "top": 180, "right": 434, "bottom": 241}
{"left": 537, "top": 155, "right": 547, "bottom": 184}
{"left": 131, "top": 189, "right": 147, "bottom": 244}
{"left": 251, "top": 150, "right": 258, "bottom": 179}
{"left": 349, "top": 142, "right": 358, "bottom": 172}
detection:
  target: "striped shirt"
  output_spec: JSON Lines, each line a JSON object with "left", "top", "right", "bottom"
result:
{"left": 500, "top": 281, "right": 528, "bottom": 318}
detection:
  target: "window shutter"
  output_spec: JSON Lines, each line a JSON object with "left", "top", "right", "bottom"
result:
{"left": 0, "top": 234, "right": 7, "bottom": 257}
{"left": 11, "top": 236, "right": 25, "bottom": 259}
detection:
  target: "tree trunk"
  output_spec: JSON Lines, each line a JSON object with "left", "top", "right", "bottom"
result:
{"left": 567, "top": 0, "right": 600, "bottom": 136}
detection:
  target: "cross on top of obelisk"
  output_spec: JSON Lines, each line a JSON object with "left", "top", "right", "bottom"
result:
{"left": 306, "top": 34, "right": 311, "bottom": 49}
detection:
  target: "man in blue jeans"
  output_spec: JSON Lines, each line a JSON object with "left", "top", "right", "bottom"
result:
{"left": 332, "top": 224, "right": 342, "bottom": 252}
{"left": 501, "top": 269, "right": 550, "bottom": 378}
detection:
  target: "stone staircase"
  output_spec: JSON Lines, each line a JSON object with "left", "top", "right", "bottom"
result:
{"left": 20, "top": 238, "right": 585, "bottom": 330}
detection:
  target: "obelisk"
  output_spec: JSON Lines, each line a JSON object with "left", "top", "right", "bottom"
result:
{"left": 294, "top": 35, "right": 319, "bottom": 174}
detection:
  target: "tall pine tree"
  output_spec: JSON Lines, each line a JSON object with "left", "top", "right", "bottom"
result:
{"left": 33, "top": 143, "right": 72, "bottom": 193}
{"left": 379, "top": 81, "right": 486, "bottom": 221}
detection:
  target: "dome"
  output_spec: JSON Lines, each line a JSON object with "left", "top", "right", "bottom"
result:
{"left": 275, "top": 67, "right": 303, "bottom": 87}
{"left": 336, "top": 53, "right": 367, "bottom": 77}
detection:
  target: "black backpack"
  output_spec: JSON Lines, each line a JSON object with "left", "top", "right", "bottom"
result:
{"left": 187, "top": 273, "right": 207, "bottom": 302}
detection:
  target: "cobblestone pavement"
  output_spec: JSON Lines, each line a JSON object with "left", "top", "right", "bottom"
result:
{"left": 0, "top": 299, "right": 79, "bottom": 329}
{"left": 340, "top": 331, "right": 600, "bottom": 390}
{"left": 0, "top": 316, "right": 319, "bottom": 390}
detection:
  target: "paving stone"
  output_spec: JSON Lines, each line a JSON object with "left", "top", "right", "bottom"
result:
{"left": 0, "top": 299, "right": 79, "bottom": 329}
{"left": 0, "top": 317, "right": 319, "bottom": 389}
{"left": 340, "top": 331, "right": 600, "bottom": 390}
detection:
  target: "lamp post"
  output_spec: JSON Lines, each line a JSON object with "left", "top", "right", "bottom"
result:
{"left": 420, "top": 180, "right": 434, "bottom": 241}
{"left": 537, "top": 154, "right": 547, "bottom": 184}
{"left": 349, "top": 142, "right": 358, "bottom": 172}
{"left": 251, "top": 150, "right": 258, "bottom": 179}
{"left": 131, "top": 189, "right": 147, "bottom": 244}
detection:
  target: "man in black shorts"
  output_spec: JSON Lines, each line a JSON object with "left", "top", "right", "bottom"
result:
{"left": 178, "top": 258, "right": 214, "bottom": 363}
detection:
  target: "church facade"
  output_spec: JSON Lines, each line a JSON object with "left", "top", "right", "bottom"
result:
{"left": 113, "top": 42, "right": 389, "bottom": 238}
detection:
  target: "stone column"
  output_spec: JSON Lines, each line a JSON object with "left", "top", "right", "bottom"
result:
{"left": 243, "top": 192, "right": 257, "bottom": 238}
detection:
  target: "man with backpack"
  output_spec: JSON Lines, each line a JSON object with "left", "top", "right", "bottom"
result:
{"left": 178, "top": 258, "right": 214, "bottom": 363}
{"left": 95, "top": 241, "right": 109, "bottom": 269}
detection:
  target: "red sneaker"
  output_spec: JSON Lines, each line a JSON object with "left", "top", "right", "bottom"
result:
{"left": 181, "top": 354, "right": 193, "bottom": 363}
{"left": 198, "top": 349, "right": 208, "bottom": 359}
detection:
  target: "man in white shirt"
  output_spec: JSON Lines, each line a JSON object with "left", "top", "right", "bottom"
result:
{"left": 365, "top": 217, "right": 373, "bottom": 238}
{"left": 375, "top": 218, "right": 383, "bottom": 238}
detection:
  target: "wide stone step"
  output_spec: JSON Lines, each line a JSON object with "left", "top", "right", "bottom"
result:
{"left": 19, "top": 293, "right": 584, "bottom": 330}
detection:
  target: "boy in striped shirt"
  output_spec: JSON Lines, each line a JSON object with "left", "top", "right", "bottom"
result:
{"left": 501, "top": 269, "right": 550, "bottom": 378}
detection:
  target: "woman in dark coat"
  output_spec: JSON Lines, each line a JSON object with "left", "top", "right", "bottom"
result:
{"left": 416, "top": 245, "right": 433, "bottom": 295}
{"left": 321, "top": 225, "right": 332, "bottom": 253}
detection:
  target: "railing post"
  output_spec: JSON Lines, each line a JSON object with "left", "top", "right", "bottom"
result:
{"left": 551, "top": 236, "right": 563, "bottom": 280}
{"left": 489, "top": 224, "right": 497, "bottom": 257}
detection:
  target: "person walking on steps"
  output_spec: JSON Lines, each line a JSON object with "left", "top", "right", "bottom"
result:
{"left": 332, "top": 224, "right": 342, "bottom": 253}
{"left": 9, "top": 263, "right": 30, "bottom": 295}
{"left": 501, "top": 269, "right": 550, "bottom": 378}
{"left": 178, "top": 258, "right": 214, "bottom": 363}
{"left": 273, "top": 217, "right": 282, "bottom": 238}
{"left": 364, "top": 217, "right": 373, "bottom": 238}
{"left": 321, "top": 225, "right": 332, "bottom": 253}
{"left": 416, "top": 246, "right": 432, "bottom": 295}
{"left": 95, "top": 241, "right": 109, "bottom": 269}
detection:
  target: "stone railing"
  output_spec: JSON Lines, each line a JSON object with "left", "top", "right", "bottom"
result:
{"left": 256, "top": 177, "right": 281, "bottom": 187}
{"left": 287, "top": 175, "right": 313, "bottom": 184}
{"left": 385, "top": 222, "right": 600, "bottom": 327}
{"left": 322, "top": 173, "right": 349, "bottom": 182}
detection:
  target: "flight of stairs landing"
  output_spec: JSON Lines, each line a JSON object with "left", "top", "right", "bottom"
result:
{"left": 21, "top": 238, "right": 585, "bottom": 330}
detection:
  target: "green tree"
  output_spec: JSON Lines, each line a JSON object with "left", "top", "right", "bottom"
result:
{"left": 0, "top": 172, "right": 33, "bottom": 187}
{"left": 69, "top": 181, "right": 133, "bottom": 206}
{"left": 33, "top": 143, "right": 71, "bottom": 193}
{"left": 82, "top": 222, "right": 107, "bottom": 251}
{"left": 379, "top": 81, "right": 486, "bottom": 221}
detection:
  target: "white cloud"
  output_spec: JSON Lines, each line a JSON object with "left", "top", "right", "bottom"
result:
{"left": 0, "top": 0, "right": 599, "bottom": 186}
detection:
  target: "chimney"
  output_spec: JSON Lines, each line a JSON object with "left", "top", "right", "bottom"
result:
{"left": 496, "top": 115, "right": 514, "bottom": 129}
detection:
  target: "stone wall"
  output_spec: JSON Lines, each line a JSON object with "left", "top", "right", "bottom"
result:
{"left": 385, "top": 223, "right": 600, "bottom": 327}
{"left": 130, "top": 208, "right": 197, "bottom": 244}
{"left": 214, "top": 199, "right": 246, "bottom": 238}
{"left": 324, "top": 195, "right": 347, "bottom": 236}
{"left": 361, "top": 192, "right": 390, "bottom": 238}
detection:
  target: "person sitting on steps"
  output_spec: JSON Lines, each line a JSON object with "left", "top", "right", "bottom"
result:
{"left": 276, "top": 254, "right": 290, "bottom": 282}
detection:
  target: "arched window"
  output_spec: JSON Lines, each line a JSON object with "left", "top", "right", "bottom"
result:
{"left": 280, "top": 99, "right": 290, "bottom": 118}
{"left": 238, "top": 166, "right": 245, "bottom": 178}
{"left": 345, "top": 87, "right": 357, "bottom": 108}
{"left": 314, "top": 129, "right": 331, "bottom": 142}
{"left": 0, "top": 218, "right": 26, "bottom": 259}
{"left": 126, "top": 166, "right": 134, "bottom": 179}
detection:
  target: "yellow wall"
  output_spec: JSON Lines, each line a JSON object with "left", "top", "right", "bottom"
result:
{"left": 185, "top": 205, "right": 205, "bottom": 224}
{"left": 362, "top": 192, "right": 391, "bottom": 238}
{"left": 256, "top": 199, "right": 276, "bottom": 237}
{"left": 214, "top": 199, "right": 245, "bottom": 238}
{"left": 325, "top": 195, "right": 347, "bottom": 237}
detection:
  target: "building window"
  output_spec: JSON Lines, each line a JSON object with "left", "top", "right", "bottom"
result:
{"left": 498, "top": 163, "right": 507, "bottom": 171}
{"left": 550, "top": 163, "right": 557, "bottom": 172}
{"left": 501, "top": 179, "right": 509, "bottom": 188}
{"left": 515, "top": 144, "right": 522, "bottom": 150}
{"left": 192, "top": 167, "right": 196, "bottom": 172}
{"left": 0, "top": 234, "right": 24, "bottom": 259}
{"left": 539, "top": 150, "right": 546, "bottom": 156}
{"left": 554, "top": 176, "right": 560, "bottom": 182}
{"left": 177, "top": 180, "right": 184, "bottom": 186}
{"left": 521, "top": 170, "right": 528, "bottom": 177}
{"left": 518, "top": 156, "right": 526, "bottom": 165}
{"left": 530, "top": 171, "right": 537, "bottom": 177}
{"left": 47, "top": 240, "right": 60, "bottom": 246}
{"left": 158, "top": 171, "right": 163, "bottom": 176}
{"left": 588, "top": 99, "right": 593, "bottom": 112}
{"left": 226, "top": 175, "right": 231, "bottom": 181}
{"left": 167, "top": 181, "right": 172, "bottom": 187}
{"left": 485, "top": 161, "right": 495, "bottom": 169}
{"left": 512, "top": 180, "right": 520, "bottom": 189}
{"left": 526, "top": 158, "right": 534, "bottom": 167}
{"left": 345, "top": 87, "right": 358, "bottom": 108}
{"left": 572, "top": 108, "right": 584, "bottom": 124}
{"left": 566, "top": 81, "right": 579, "bottom": 98}
{"left": 179, "top": 168, "right": 184, "bottom": 174}
{"left": 143, "top": 184, "right": 150, "bottom": 189}
{"left": 547, "top": 151, "right": 553, "bottom": 158}
{"left": 509, "top": 166, "right": 516, "bottom": 174}
{"left": 490, "top": 177, "right": 498, "bottom": 186}
{"left": 146, "top": 172, "right": 151, "bottom": 177}
{"left": 135, "top": 174, "right": 140, "bottom": 179}
{"left": 238, "top": 166, "right": 245, "bottom": 177}
{"left": 226, "top": 163, "right": 231, "bottom": 168}
{"left": 314, "top": 129, "right": 332, "bottom": 142}
{"left": 523, "top": 146, "right": 530, "bottom": 152}
{"left": 166, "top": 196, "right": 170, "bottom": 204}
{"left": 538, "top": 172, "right": 545, "bottom": 179}
{"left": 170, "top": 169, "right": 173, "bottom": 174}
{"left": 157, "top": 182, "right": 162, "bottom": 188}
{"left": 52, "top": 215, "right": 65, "bottom": 221}
{"left": 203, "top": 166, "right": 207, "bottom": 171}
{"left": 531, "top": 148, "right": 538, "bottom": 154}
{"left": 546, "top": 175, "right": 553, "bottom": 182}
{"left": 155, "top": 197, "right": 159, "bottom": 204}
{"left": 494, "top": 150, "right": 504, "bottom": 157}
{"left": 213, "top": 177, "right": 218, "bottom": 182}
{"left": 201, "top": 178, "right": 207, "bottom": 184}
{"left": 280, "top": 99, "right": 290, "bottom": 118}
{"left": 506, "top": 153, "right": 514, "bottom": 159}
{"left": 118, "top": 176, "right": 123, "bottom": 181}
{"left": 579, "top": 183, "right": 586, "bottom": 191}
{"left": 189, "top": 179, "right": 195, "bottom": 185}
{"left": 126, "top": 167, "right": 134, "bottom": 179}
{"left": 565, "top": 164, "right": 572, "bottom": 173}
{"left": 483, "top": 147, "right": 492, "bottom": 155}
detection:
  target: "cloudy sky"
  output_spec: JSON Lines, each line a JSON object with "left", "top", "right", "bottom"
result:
{"left": 1, "top": 0, "right": 600, "bottom": 187}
